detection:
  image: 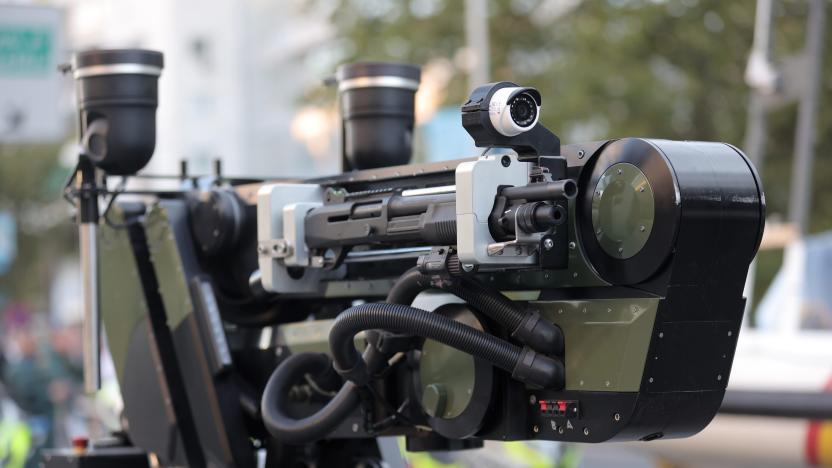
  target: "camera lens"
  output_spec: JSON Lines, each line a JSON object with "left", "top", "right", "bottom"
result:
{"left": 509, "top": 93, "right": 537, "bottom": 128}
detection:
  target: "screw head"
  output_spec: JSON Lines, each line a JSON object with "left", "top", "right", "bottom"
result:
{"left": 578, "top": 149, "right": 586, "bottom": 159}
{"left": 614, "top": 413, "right": 621, "bottom": 422}
{"left": 533, "top": 425, "right": 539, "bottom": 433}
{"left": 543, "top": 238, "right": 554, "bottom": 250}
{"left": 569, "top": 241, "right": 576, "bottom": 250}
{"left": 584, "top": 427, "right": 590, "bottom": 436}
{"left": 501, "top": 155, "right": 511, "bottom": 167}
{"left": 529, "top": 395, "right": 537, "bottom": 405}
{"left": 461, "top": 263, "right": 475, "bottom": 272}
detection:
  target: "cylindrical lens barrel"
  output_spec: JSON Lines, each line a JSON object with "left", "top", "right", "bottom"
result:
{"left": 336, "top": 62, "right": 420, "bottom": 170}
{"left": 72, "top": 49, "right": 163, "bottom": 175}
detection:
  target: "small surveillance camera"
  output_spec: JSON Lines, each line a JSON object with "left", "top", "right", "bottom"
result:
{"left": 488, "top": 87, "right": 541, "bottom": 136}
{"left": 460, "top": 82, "right": 558, "bottom": 158}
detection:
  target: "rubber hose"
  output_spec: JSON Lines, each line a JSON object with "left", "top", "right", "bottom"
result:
{"left": 330, "top": 302, "right": 521, "bottom": 375}
{"left": 385, "top": 267, "right": 433, "bottom": 305}
{"left": 260, "top": 352, "right": 361, "bottom": 444}
{"left": 386, "top": 267, "right": 524, "bottom": 330}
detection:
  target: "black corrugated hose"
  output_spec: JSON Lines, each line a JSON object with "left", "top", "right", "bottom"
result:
{"left": 261, "top": 270, "right": 564, "bottom": 445}
{"left": 330, "top": 302, "right": 563, "bottom": 390}
{"left": 260, "top": 352, "right": 361, "bottom": 444}
{"left": 386, "top": 267, "right": 563, "bottom": 355}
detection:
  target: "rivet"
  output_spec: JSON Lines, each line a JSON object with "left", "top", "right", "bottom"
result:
{"left": 728, "top": 331, "right": 733, "bottom": 337}
{"left": 648, "top": 377, "right": 654, "bottom": 383}
{"left": 717, "top": 374, "right": 722, "bottom": 381}
{"left": 614, "top": 413, "right": 621, "bottom": 422}
{"left": 352, "top": 423, "right": 359, "bottom": 432}
{"left": 658, "top": 332, "right": 664, "bottom": 338}
{"left": 584, "top": 427, "right": 590, "bottom": 436}
{"left": 529, "top": 395, "right": 537, "bottom": 405}
{"left": 533, "top": 425, "right": 539, "bottom": 433}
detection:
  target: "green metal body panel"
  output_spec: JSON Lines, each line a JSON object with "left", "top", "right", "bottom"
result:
{"left": 279, "top": 319, "right": 367, "bottom": 355}
{"left": 535, "top": 298, "right": 659, "bottom": 392}
{"left": 98, "top": 209, "right": 147, "bottom": 383}
{"left": 143, "top": 206, "right": 192, "bottom": 328}
{"left": 418, "top": 311, "right": 480, "bottom": 419}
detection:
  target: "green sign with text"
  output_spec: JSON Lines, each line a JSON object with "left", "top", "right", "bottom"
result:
{"left": 0, "top": 25, "right": 53, "bottom": 76}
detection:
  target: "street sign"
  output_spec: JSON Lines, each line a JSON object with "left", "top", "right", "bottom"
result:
{"left": 0, "top": 5, "right": 65, "bottom": 143}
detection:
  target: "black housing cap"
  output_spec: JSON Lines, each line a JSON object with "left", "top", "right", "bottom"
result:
{"left": 336, "top": 61, "right": 421, "bottom": 171}
{"left": 336, "top": 62, "right": 420, "bottom": 81}
{"left": 72, "top": 48, "right": 163, "bottom": 175}
{"left": 73, "top": 48, "right": 164, "bottom": 69}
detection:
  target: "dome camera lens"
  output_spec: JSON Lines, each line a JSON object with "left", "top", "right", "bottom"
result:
{"left": 509, "top": 93, "right": 537, "bottom": 128}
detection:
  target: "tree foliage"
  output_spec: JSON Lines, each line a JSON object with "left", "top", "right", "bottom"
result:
{"left": 318, "top": 0, "right": 832, "bottom": 233}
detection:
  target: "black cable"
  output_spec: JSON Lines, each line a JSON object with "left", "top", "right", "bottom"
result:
{"left": 329, "top": 302, "right": 563, "bottom": 389}
{"left": 260, "top": 352, "right": 361, "bottom": 445}
{"left": 386, "top": 268, "right": 523, "bottom": 329}
{"left": 386, "top": 267, "right": 563, "bottom": 355}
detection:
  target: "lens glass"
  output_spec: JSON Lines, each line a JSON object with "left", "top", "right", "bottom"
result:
{"left": 509, "top": 93, "right": 537, "bottom": 127}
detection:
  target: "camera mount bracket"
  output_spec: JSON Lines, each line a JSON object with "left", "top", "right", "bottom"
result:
{"left": 461, "top": 81, "right": 560, "bottom": 159}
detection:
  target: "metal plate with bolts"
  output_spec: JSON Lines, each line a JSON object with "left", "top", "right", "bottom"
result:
{"left": 591, "top": 163, "right": 654, "bottom": 260}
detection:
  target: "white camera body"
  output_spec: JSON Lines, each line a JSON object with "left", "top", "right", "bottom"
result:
{"left": 488, "top": 87, "right": 541, "bottom": 137}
